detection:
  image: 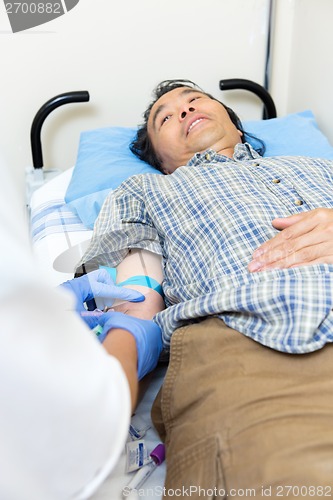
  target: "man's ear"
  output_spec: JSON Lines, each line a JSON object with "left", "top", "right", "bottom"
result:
{"left": 237, "top": 129, "right": 243, "bottom": 138}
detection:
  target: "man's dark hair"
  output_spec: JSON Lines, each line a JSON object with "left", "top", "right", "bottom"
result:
{"left": 130, "top": 79, "right": 266, "bottom": 172}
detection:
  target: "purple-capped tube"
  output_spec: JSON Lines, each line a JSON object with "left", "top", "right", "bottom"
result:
{"left": 123, "top": 443, "right": 165, "bottom": 495}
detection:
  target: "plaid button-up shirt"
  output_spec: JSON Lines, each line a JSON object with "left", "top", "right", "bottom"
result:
{"left": 81, "top": 143, "right": 333, "bottom": 353}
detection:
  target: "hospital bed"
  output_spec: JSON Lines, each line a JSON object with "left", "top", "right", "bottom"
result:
{"left": 29, "top": 80, "right": 333, "bottom": 499}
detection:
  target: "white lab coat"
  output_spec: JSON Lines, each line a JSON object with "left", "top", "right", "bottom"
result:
{"left": 0, "top": 162, "right": 131, "bottom": 499}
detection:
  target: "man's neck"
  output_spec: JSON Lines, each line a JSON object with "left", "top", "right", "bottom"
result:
{"left": 217, "top": 146, "right": 235, "bottom": 158}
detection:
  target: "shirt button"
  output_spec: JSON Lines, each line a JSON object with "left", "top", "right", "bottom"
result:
{"left": 294, "top": 199, "right": 304, "bottom": 206}
{"left": 272, "top": 178, "right": 280, "bottom": 184}
{"left": 253, "top": 162, "right": 260, "bottom": 167}
{"left": 205, "top": 153, "right": 211, "bottom": 161}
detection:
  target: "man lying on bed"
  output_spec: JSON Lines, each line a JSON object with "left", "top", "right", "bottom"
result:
{"left": 79, "top": 79, "right": 333, "bottom": 498}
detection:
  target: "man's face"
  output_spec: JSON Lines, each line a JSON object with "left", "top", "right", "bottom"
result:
{"left": 147, "top": 87, "right": 243, "bottom": 174}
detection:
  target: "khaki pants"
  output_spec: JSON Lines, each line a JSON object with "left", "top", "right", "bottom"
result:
{"left": 152, "top": 318, "right": 333, "bottom": 499}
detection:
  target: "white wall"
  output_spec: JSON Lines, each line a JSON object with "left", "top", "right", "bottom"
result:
{"left": 0, "top": 0, "right": 269, "bottom": 188}
{"left": 270, "top": 0, "right": 333, "bottom": 144}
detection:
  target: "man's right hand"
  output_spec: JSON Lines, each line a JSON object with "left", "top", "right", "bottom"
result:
{"left": 98, "top": 312, "right": 163, "bottom": 380}
{"left": 248, "top": 208, "right": 333, "bottom": 272}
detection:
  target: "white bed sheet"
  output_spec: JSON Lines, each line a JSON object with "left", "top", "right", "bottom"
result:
{"left": 30, "top": 168, "right": 93, "bottom": 287}
{"left": 30, "top": 169, "right": 166, "bottom": 499}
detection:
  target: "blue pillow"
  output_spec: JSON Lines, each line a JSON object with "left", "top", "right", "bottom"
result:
{"left": 246, "top": 110, "right": 333, "bottom": 159}
{"left": 65, "top": 111, "right": 333, "bottom": 228}
{"left": 65, "top": 127, "right": 162, "bottom": 228}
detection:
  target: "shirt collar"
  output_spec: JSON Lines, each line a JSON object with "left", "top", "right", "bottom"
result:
{"left": 187, "top": 142, "right": 261, "bottom": 167}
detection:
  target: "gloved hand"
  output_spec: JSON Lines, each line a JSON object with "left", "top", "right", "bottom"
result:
{"left": 98, "top": 311, "right": 163, "bottom": 380}
{"left": 60, "top": 269, "right": 145, "bottom": 328}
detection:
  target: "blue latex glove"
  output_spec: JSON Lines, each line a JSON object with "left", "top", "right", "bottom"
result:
{"left": 98, "top": 311, "right": 163, "bottom": 380}
{"left": 60, "top": 269, "right": 145, "bottom": 328}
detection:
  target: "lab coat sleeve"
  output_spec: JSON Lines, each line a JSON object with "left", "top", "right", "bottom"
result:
{"left": 0, "top": 285, "right": 131, "bottom": 500}
{"left": 0, "top": 162, "right": 131, "bottom": 499}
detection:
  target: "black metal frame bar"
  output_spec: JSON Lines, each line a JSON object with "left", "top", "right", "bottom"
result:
{"left": 30, "top": 90, "right": 90, "bottom": 169}
{"left": 219, "top": 79, "right": 277, "bottom": 120}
